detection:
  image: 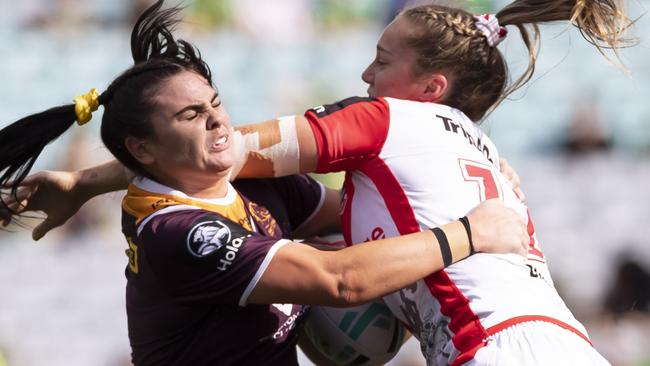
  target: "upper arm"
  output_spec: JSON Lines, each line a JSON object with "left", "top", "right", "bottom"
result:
{"left": 304, "top": 97, "right": 391, "bottom": 173}
{"left": 247, "top": 242, "right": 342, "bottom": 306}
{"left": 140, "top": 209, "right": 289, "bottom": 306}
{"left": 232, "top": 97, "right": 390, "bottom": 179}
{"left": 232, "top": 116, "right": 317, "bottom": 178}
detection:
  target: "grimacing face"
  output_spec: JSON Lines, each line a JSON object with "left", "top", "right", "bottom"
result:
{"left": 144, "top": 70, "right": 235, "bottom": 185}
{"left": 362, "top": 15, "right": 431, "bottom": 101}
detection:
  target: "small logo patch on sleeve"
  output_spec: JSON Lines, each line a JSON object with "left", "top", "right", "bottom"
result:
{"left": 186, "top": 220, "right": 232, "bottom": 258}
{"left": 248, "top": 201, "right": 278, "bottom": 237}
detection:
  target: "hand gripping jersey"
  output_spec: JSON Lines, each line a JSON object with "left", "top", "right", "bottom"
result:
{"left": 305, "top": 97, "right": 591, "bottom": 365}
{"left": 121, "top": 175, "right": 325, "bottom": 366}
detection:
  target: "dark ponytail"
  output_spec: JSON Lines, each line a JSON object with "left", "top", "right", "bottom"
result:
{"left": 1, "top": 0, "right": 213, "bottom": 211}
{"left": 0, "top": 104, "right": 77, "bottom": 198}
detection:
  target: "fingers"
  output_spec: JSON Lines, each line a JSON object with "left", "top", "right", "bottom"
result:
{"left": 499, "top": 159, "right": 519, "bottom": 184}
{"left": 1, "top": 171, "right": 45, "bottom": 189}
{"left": 501, "top": 207, "right": 529, "bottom": 258}
{"left": 505, "top": 209, "right": 528, "bottom": 257}
{"left": 514, "top": 187, "right": 526, "bottom": 202}
{"left": 33, "top": 217, "right": 63, "bottom": 241}
{"left": 519, "top": 218, "right": 529, "bottom": 257}
{"left": 1, "top": 173, "right": 42, "bottom": 225}
{"left": 2, "top": 186, "right": 36, "bottom": 213}
{"left": 498, "top": 159, "right": 511, "bottom": 177}
{"left": 16, "top": 171, "right": 47, "bottom": 187}
{"left": 0, "top": 206, "right": 11, "bottom": 227}
{"left": 0, "top": 189, "right": 31, "bottom": 226}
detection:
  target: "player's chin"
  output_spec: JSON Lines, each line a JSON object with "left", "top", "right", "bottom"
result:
{"left": 207, "top": 156, "right": 235, "bottom": 175}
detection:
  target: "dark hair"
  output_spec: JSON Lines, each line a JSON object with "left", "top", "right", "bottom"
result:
{"left": 400, "top": 0, "right": 634, "bottom": 121}
{"left": 0, "top": 0, "right": 212, "bottom": 208}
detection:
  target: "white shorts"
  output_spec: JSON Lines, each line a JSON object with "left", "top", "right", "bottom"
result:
{"left": 464, "top": 320, "right": 610, "bottom": 366}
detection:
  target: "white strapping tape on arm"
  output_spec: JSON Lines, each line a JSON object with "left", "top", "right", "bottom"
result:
{"left": 229, "top": 116, "right": 301, "bottom": 180}
{"left": 273, "top": 116, "right": 301, "bottom": 177}
{"left": 228, "top": 128, "right": 250, "bottom": 181}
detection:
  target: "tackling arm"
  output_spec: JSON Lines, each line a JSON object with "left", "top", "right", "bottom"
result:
{"left": 247, "top": 199, "right": 529, "bottom": 307}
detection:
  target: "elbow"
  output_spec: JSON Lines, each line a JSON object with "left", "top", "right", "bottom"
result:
{"left": 316, "top": 252, "right": 373, "bottom": 307}
{"left": 327, "top": 268, "right": 368, "bottom": 307}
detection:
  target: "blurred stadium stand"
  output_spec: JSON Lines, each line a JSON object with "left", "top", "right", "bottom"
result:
{"left": 1, "top": 0, "right": 649, "bottom": 365}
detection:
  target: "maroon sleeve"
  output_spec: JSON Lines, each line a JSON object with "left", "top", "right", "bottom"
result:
{"left": 271, "top": 174, "right": 324, "bottom": 230}
{"left": 234, "top": 175, "right": 324, "bottom": 235}
{"left": 140, "top": 209, "right": 287, "bottom": 305}
{"left": 304, "top": 97, "right": 391, "bottom": 173}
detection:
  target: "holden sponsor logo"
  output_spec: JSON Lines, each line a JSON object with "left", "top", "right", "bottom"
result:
{"left": 187, "top": 220, "right": 231, "bottom": 258}
{"left": 216, "top": 234, "right": 250, "bottom": 272}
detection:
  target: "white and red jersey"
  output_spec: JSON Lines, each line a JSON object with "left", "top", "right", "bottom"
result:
{"left": 305, "top": 97, "right": 591, "bottom": 365}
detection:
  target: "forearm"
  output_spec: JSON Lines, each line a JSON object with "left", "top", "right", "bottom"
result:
{"left": 232, "top": 115, "right": 317, "bottom": 179}
{"left": 251, "top": 200, "right": 525, "bottom": 306}
{"left": 328, "top": 221, "right": 471, "bottom": 306}
{"left": 75, "top": 160, "right": 129, "bottom": 198}
{"left": 251, "top": 220, "right": 471, "bottom": 307}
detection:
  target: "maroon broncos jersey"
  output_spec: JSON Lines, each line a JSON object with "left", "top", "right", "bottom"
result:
{"left": 120, "top": 175, "right": 324, "bottom": 365}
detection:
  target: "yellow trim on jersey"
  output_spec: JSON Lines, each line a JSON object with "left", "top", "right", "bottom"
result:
{"left": 122, "top": 184, "right": 253, "bottom": 231}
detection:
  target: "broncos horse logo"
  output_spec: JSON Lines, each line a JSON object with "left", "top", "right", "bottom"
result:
{"left": 187, "top": 221, "right": 232, "bottom": 257}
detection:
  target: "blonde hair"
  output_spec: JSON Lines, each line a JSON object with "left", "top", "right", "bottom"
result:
{"left": 401, "top": 0, "right": 634, "bottom": 122}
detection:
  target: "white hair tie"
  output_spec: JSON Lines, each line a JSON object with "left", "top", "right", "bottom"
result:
{"left": 473, "top": 14, "right": 508, "bottom": 47}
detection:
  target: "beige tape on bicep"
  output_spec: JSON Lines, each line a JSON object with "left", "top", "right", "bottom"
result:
{"left": 232, "top": 116, "right": 300, "bottom": 178}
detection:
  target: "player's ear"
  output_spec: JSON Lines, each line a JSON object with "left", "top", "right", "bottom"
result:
{"left": 421, "top": 73, "right": 449, "bottom": 103}
{"left": 125, "top": 136, "right": 156, "bottom": 165}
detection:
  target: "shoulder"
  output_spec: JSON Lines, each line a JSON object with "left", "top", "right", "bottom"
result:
{"left": 305, "top": 96, "right": 389, "bottom": 120}
{"left": 138, "top": 207, "right": 254, "bottom": 259}
{"left": 234, "top": 175, "right": 325, "bottom": 237}
{"left": 130, "top": 206, "right": 292, "bottom": 305}
{"left": 382, "top": 98, "right": 457, "bottom": 117}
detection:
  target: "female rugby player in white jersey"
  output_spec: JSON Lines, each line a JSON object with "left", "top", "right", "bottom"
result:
{"left": 0, "top": 2, "right": 529, "bottom": 365}
{"left": 209, "top": 1, "right": 630, "bottom": 364}
{"left": 3, "top": 0, "right": 632, "bottom": 365}
{"left": 231, "top": 2, "right": 632, "bottom": 364}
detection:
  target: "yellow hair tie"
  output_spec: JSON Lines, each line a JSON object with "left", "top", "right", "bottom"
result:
{"left": 74, "top": 88, "right": 100, "bottom": 126}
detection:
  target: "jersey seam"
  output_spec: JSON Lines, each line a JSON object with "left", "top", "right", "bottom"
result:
{"left": 135, "top": 205, "right": 201, "bottom": 237}
{"left": 238, "top": 239, "right": 291, "bottom": 306}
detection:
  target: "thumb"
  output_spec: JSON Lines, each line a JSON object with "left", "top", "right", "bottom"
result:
{"left": 32, "top": 217, "right": 62, "bottom": 241}
{"left": 3, "top": 172, "right": 43, "bottom": 189}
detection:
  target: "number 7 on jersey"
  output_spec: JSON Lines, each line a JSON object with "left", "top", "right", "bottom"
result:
{"left": 459, "top": 159, "right": 503, "bottom": 201}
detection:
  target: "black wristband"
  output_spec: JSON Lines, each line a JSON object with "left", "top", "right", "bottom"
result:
{"left": 431, "top": 227, "right": 452, "bottom": 267}
{"left": 458, "top": 216, "right": 475, "bottom": 254}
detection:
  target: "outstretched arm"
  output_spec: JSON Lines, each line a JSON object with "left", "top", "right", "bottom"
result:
{"left": 0, "top": 160, "right": 129, "bottom": 240}
{"left": 0, "top": 152, "right": 525, "bottom": 240}
{"left": 248, "top": 198, "right": 528, "bottom": 306}
{"left": 233, "top": 97, "right": 393, "bottom": 179}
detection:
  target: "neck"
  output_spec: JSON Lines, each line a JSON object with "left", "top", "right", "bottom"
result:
{"left": 151, "top": 169, "right": 230, "bottom": 199}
